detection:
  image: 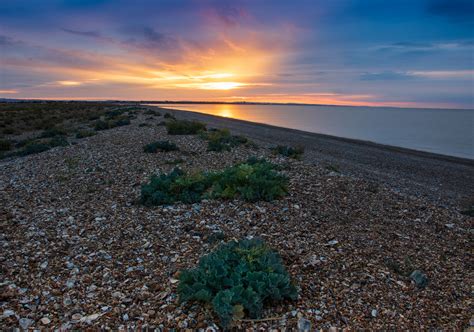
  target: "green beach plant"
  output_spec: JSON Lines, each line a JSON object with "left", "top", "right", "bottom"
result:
{"left": 17, "top": 142, "right": 51, "bottom": 156}
{"left": 75, "top": 130, "right": 97, "bottom": 138}
{"left": 140, "top": 158, "right": 287, "bottom": 206}
{"left": 143, "top": 140, "right": 179, "bottom": 153}
{"left": 164, "top": 112, "right": 176, "bottom": 120}
{"left": 0, "top": 139, "right": 12, "bottom": 151}
{"left": 166, "top": 119, "right": 206, "bottom": 135}
{"left": 39, "top": 126, "right": 68, "bottom": 138}
{"left": 178, "top": 238, "right": 297, "bottom": 328}
{"left": 271, "top": 145, "right": 304, "bottom": 159}
{"left": 201, "top": 128, "right": 249, "bottom": 152}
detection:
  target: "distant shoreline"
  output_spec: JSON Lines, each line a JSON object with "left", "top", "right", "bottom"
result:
{"left": 1, "top": 98, "right": 472, "bottom": 111}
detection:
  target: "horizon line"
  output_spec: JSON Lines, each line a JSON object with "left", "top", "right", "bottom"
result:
{"left": 0, "top": 97, "right": 472, "bottom": 111}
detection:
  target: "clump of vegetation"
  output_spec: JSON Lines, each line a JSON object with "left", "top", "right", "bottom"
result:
{"left": 39, "top": 126, "right": 68, "bottom": 138}
{"left": 104, "top": 109, "right": 125, "bottom": 118}
{"left": 460, "top": 205, "right": 474, "bottom": 217}
{"left": 271, "top": 145, "right": 304, "bottom": 159}
{"left": 75, "top": 130, "right": 96, "bottom": 139}
{"left": 48, "top": 136, "right": 69, "bottom": 147}
{"left": 140, "top": 158, "right": 287, "bottom": 206}
{"left": 164, "top": 112, "right": 176, "bottom": 120}
{"left": 166, "top": 119, "right": 206, "bottom": 135}
{"left": 141, "top": 168, "right": 212, "bottom": 205}
{"left": 178, "top": 238, "right": 297, "bottom": 328}
{"left": 144, "top": 109, "right": 162, "bottom": 116}
{"left": 17, "top": 142, "right": 51, "bottom": 156}
{"left": 112, "top": 116, "right": 131, "bottom": 127}
{"left": 201, "top": 128, "right": 249, "bottom": 152}
{"left": 210, "top": 160, "right": 287, "bottom": 202}
{"left": 143, "top": 140, "right": 179, "bottom": 153}
{"left": 94, "top": 120, "right": 110, "bottom": 131}
{"left": 326, "top": 164, "right": 340, "bottom": 173}
{"left": 93, "top": 116, "right": 131, "bottom": 131}
{"left": 0, "top": 139, "right": 12, "bottom": 151}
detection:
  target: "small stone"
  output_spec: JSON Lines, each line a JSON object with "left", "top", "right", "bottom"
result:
{"left": 123, "top": 313, "right": 129, "bottom": 321}
{"left": 169, "top": 278, "right": 179, "bottom": 284}
{"left": 445, "top": 223, "right": 454, "bottom": 228}
{"left": 410, "top": 270, "right": 429, "bottom": 288}
{"left": 297, "top": 317, "right": 311, "bottom": 332}
{"left": 71, "top": 313, "right": 82, "bottom": 321}
{"left": 19, "top": 318, "right": 34, "bottom": 330}
{"left": 63, "top": 296, "right": 72, "bottom": 306}
{"left": 66, "top": 279, "right": 75, "bottom": 288}
{"left": 2, "top": 309, "right": 15, "bottom": 318}
{"left": 40, "top": 261, "right": 48, "bottom": 269}
{"left": 326, "top": 239, "right": 339, "bottom": 246}
{"left": 81, "top": 313, "right": 101, "bottom": 324}
{"left": 371, "top": 309, "right": 378, "bottom": 317}
{"left": 112, "top": 291, "right": 124, "bottom": 298}
{"left": 40, "top": 317, "right": 51, "bottom": 325}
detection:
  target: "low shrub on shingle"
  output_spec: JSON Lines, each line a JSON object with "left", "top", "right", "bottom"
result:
{"left": 201, "top": 128, "right": 249, "bottom": 152}
{"left": 141, "top": 168, "right": 212, "bottom": 205}
{"left": 39, "top": 126, "right": 68, "bottom": 138}
{"left": 48, "top": 136, "right": 69, "bottom": 147}
{"left": 94, "top": 120, "right": 109, "bottom": 131}
{"left": 166, "top": 119, "right": 206, "bottom": 135}
{"left": 75, "top": 130, "right": 97, "bottom": 138}
{"left": 144, "top": 109, "right": 162, "bottom": 116}
{"left": 178, "top": 238, "right": 297, "bottom": 328}
{"left": 143, "top": 140, "right": 179, "bottom": 153}
{"left": 209, "top": 159, "right": 287, "bottom": 202}
{"left": 164, "top": 112, "right": 176, "bottom": 120}
{"left": 140, "top": 158, "right": 287, "bottom": 205}
{"left": 0, "top": 139, "right": 12, "bottom": 151}
{"left": 17, "top": 142, "right": 51, "bottom": 156}
{"left": 271, "top": 145, "right": 304, "bottom": 159}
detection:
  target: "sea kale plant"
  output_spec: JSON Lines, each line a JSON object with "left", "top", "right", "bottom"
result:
{"left": 141, "top": 168, "right": 212, "bottom": 205}
{"left": 143, "top": 140, "right": 179, "bottom": 153}
{"left": 166, "top": 119, "right": 206, "bottom": 135}
{"left": 209, "top": 159, "right": 287, "bottom": 202}
{"left": 200, "top": 128, "right": 249, "bottom": 152}
{"left": 178, "top": 238, "right": 297, "bottom": 328}
{"left": 140, "top": 158, "right": 287, "bottom": 205}
{"left": 271, "top": 145, "right": 304, "bottom": 159}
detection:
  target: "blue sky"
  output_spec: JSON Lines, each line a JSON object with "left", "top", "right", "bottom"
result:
{"left": 0, "top": 0, "right": 473, "bottom": 108}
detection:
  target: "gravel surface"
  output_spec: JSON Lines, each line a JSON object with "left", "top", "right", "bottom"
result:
{"left": 1, "top": 111, "right": 472, "bottom": 330}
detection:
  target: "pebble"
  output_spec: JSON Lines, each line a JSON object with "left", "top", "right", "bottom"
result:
{"left": 410, "top": 270, "right": 429, "bottom": 288}
{"left": 19, "top": 318, "right": 34, "bottom": 330}
{"left": 371, "top": 309, "right": 378, "bottom": 317}
{"left": 40, "top": 317, "right": 51, "bottom": 325}
{"left": 297, "top": 317, "right": 311, "bottom": 332}
{"left": 71, "top": 313, "right": 83, "bottom": 321}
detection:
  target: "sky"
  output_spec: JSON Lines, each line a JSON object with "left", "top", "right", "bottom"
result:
{"left": 0, "top": 0, "right": 473, "bottom": 108}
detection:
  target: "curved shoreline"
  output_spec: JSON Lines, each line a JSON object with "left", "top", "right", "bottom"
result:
{"left": 152, "top": 105, "right": 474, "bottom": 207}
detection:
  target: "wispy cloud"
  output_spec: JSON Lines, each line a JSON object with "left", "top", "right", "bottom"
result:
{"left": 360, "top": 71, "right": 414, "bottom": 81}
{"left": 62, "top": 28, "right": 102, "bottom": 38}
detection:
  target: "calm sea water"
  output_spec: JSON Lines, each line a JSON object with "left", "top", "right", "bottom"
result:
{"left": 154, "top": 103, "right": 474, "bottom": 159}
